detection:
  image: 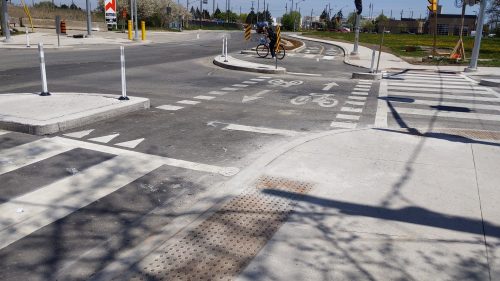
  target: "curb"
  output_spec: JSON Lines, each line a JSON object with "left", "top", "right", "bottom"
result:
{"left": 213, "top": 55, "right": 286, "bottom": 74}
{"left": 480, "top": 78, "right": 500, "bottom": 87}
{"left": 0, "top": 93, "right": 150, "bottom": 135}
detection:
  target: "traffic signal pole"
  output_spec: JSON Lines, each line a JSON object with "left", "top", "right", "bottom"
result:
{"left": 466, "top": 0, "right": 488, "bottom": 71}
{"left": 2, "top": 0, "right": 11, "bottom": 42}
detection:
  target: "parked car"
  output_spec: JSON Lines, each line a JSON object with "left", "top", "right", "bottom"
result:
{"left": 488, "top": 33, "right": 496, "bottom": 38}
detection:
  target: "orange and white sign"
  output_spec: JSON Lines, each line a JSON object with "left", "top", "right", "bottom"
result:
{"left": 105, "top": 0, "right": 116, "bottom": 13}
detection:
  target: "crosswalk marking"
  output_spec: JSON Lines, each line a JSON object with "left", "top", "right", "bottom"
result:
{"left": 392, "top": 79, "right": 474, "bottom": 85}
{"left": 336, "top": 114, "right": 360, "bottom": 120}
{"left": 356, "top": 84, "right": 371, "bottom": 88}
{"left": 348, "top": 96, "right": 367, "bottom": 101}
{"left": 63, "top": 129, "right": 94, "bottom": 139}
{"left": 345, "top": 101, "right": 366, "bottom": 106}
{"left": 392, "top": 75, "right": 471, "bottom": 81}
{"left": 157, "top": 105, "right": 184, "bottom": 111}
{"left": 391, "top": 99, "right": 500, "bottom": 112}
{"left": 242, "top": 81, "right": 258, "bottom": 84}
{"left": 392, "top": 107, "right": 500, "bottom": 122}
{"left": 389, "top": 86, "right": 489, "bottom": 94}
{"left": 194, "top": 95, "right": 216, "bottom": 100}
{"left": 0, "top": 154, "right": 165, "bottom": 251}
{"left": 88, "top": 133, "right": 120, "bottom": 144}
{"left": 115, "top": 138, "right": 145, "bottom": 149}
{"left": 351, "top": 92, "right": 369, "bottom": 96}
{"left": 208, "top": 91, "right": 227, "bottom": 95}
{"left": 303, "top": 54, "right": 316, "bottom": 59}
{"left": 221, "top": 87, "right": 239, "bottom": 91}
{"left": 0, "top": 138, "right": 73, "bottom": 176}
{"left": 388, "top": 92, "right": 500, "bottom": 102}
{"left": 322, "top": 56, "right": 335, "bottom": 60}
{"left": 177, "top": 100, "right": 200, "bottom": 105}
{"left": 358, "top": 81, "right": 373, "bottom": 85}
{"left": 353, "top": 88, "right": 370, "bottom": 92}
{"left": 389, "top": 82, "right": 486, "bottom": 90}
{"left": 258, "top": 76, "right": 272, "bottom": 79}
{"left": 330, "top": 121, "right": 357, "bottom": 128}
{"left": 250, "top": 78, "right": 265, "bottom": 82}
{"left": 232, "top": 84, "right": 249, "bottom": 88}
{"left": 341, "top": 107, "right": 363, "bottom": 113}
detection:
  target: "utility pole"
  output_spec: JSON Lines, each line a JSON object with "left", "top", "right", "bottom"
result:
{"left": 2, "top": 0, "right": 12, "bottom": 41}
{"left": 466, "top": 0, "right": 488, "bottom": 71}
{"left": 310, "top": 9, "right": 313, "bottom": 30}
{"left": 134, "top": 0, "right": 138, "bottom": 40}
{"left": 213, "top": 0, "right": 215, "bottom": 17}
{"left": 86, "top": 0, "right": 92, "bottom": 37}
{"left": 257, "top": 0, "right": 259, "bottom": 22}
{"left": 200, "top": 0, "right": 202, "bottom": 28}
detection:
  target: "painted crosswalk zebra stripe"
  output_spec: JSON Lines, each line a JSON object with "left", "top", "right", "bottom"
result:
{"left": 232, "top": 84, "right": 249, "bottom": 88}
{"left": 157, "top": 105, "right": 183, "bottom": 111}
{"left": 387, "top": 92, "right": 500, "bottom": 102}
{"left": 0, "top": 138, "right": 74, "bottom": 176}
{"left": 322, "top": 56, "right": 335, "bottom": 60}
{"left": 208, "top": 91, "right": 227, "bottom": 95}
{"left": 390, "top": 99, "right": 500, "bottom": 112}
{"left": 388, "top": 82, "right": 486, "bottom": 90}
{"left": 345, "top": 101, "right": 366, "bottom": 106}
{"left": 250, "top": 78, "right": 265, "bottom": 82}
{"left": 257, "top": 76, "right": 272, "bottom": 79}
{"left": 303, "top": 54, "right": 316, "bottom": 59}
{"left": 388, "top": 86, "right": 489, "bottom": 94}
{"left": 348, "top": 96, "right": 367, "bottom": 101}
{"left": 221, "top": 87, "right": 239, "bottom": 91}
{"left": 242, "top": 81, "right": 258, "bottom": 84}
{"left": 392, "top": 107, "right": 500, "bottom": 122}
{"left": 341, "top": 107, "right": 363, "bottom": 113}
{"left": 194, "top": 95, "right": 216, "bottom": 100}
{"left": 336, "top": 114, "right": 360, "bottom": 120}
{"left": 177, "top": 100, "right": 201, "bottom": 105}
{"left": 0, "top": 154, "right": 165, "bottom": 250}
{"left": 330, "top": 121, "right": 357, "bottom": 128}
{"left": 353, "top": 88, "right": 370, "bottom": 92}
{"left": 390, "top": 79, "right": 474, "bottom": 86}
{"left": 351, "top": 92, "right": 369, "bottom": 96}
{"left": 355, "top": 84, "right": 371, "bottom": 88}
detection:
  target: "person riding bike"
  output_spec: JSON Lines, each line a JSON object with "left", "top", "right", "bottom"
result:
{"left": 265, "top": 26, "right": 277, "bottom": 58}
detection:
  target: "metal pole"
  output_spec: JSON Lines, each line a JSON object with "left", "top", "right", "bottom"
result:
{"left": 25, "top": 27, "right": 30, "bottom": 48}
{"left": 130, "top": 0, "right": 134, "bottom": 37}
{"left": 466, "top": 0, "right": 488, "bottom": 71}
{"left": 351, "top": 13, "right": 360, "bottom": 55}
{"left": 86, "top": 0, "right": 92, "bottom": 36}
{"left": 200, "top": 0, "right": 202, "bottom": 28}
{"left": 375, "top": 27, "right": 386, "bottom": 74}
{"left": 224, "top": 36, "right": 228, "bottom": 62}
{"left": 133, "top": 0, "right": 138, "bottom": 40}
{"left": 38, "top": 43, "right": 50, "bottom": 96}
{"left": 370, "top": 49, "right": 376, "bottom": 73}
{"left": 222, "top": 36, "right": 225, "bottom": 57}
{"left": 119, "top": 46, "right": 129, "bottom": 100}
{"left": 2, "top": 0, "right": 11, "bottom": 42}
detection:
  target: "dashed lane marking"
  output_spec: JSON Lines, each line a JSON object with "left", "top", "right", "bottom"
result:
{"left": 157, "top": 105, "right": 184, "bottom": 111}
{"left": 221, "top": 87, "right": 239, "bottom": 91}
{"left": 114, "top": 138, "right": 145, "bottom": 149}
{"left": 208, "top": 91, "right": 227, "bottom": 95}
{"left": 63, "top": 129, "right": 94, "bottom": 139}
{"left": 177, "top": 100, "right": 201, "bottom": 105}
{"left": 242, "top": 81, "right": 258, "bottom": 84}
{"left": 194, "top": 95, "right": 216, "bottom": 100}
{"left": 232, "top": 84, "right": 249, "bottom": 88}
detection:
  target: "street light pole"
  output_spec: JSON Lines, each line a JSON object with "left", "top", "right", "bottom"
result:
{"left": 351, "top": 13, "right": 360, "bottom": 56}
{"left": 466, "top": 0, "right": 488, "bottom": 71}
{"left": 1, "top": 0, "right": 11, "bottom": 42}
{"left": 133, "top": 0, "right": 138, "bottom": 40}
{"left": 86, "top": 0, "right": 92, "bottom": 37}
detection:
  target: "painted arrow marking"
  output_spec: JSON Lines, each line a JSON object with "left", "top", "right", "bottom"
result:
{"left": 322, "top": 82, "right": 339, "bottom": 91}
{"left": 242, "top": 90, "right": 272, "bottom": 103}
{"left": 206, "top": 121, "right": 303, "bottom": 137}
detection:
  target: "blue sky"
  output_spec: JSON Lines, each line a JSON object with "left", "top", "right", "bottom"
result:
{"left": 16, "top": 0, "right": 481, "bottom": 18}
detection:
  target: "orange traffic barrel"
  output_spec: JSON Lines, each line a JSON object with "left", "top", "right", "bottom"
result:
{"left": 60, "top": 20, "right": 67, "bottom": 34}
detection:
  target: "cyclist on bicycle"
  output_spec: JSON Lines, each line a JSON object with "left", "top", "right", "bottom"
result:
{"left": 264, "top": 26, "right": 277, "bottom": 58}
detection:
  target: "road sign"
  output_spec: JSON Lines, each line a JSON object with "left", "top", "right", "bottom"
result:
{"left": 244, "top": 24, "right": 251, "bottom": 41}
{"left": 427, "top": 0, "right": 437, "bottom": 12}
{"left": 105, "top": 0, "right": 117, "bottom": 28}
{"left": 275, "top": 25, "right": 281, "bottom": 52}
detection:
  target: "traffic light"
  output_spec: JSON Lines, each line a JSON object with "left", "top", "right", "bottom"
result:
{"left": 427, "top": 0, "right": 437, "bottom": 12}
{"left": 354, "top": 0, "right": 362, "bottom": 15}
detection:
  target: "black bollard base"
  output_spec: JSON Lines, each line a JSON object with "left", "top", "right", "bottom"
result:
{"left": 40, "top": 92, "right": 51, "bottom": 96}
{"left": 118, "top": 96, "right": 130, "bottom": 100}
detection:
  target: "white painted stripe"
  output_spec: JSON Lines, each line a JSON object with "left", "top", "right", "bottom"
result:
{"left": 115, "top": 138, "right": 145, "bottom": 149}
{"left": 63, "top": 129, "right": 94, "bottom": 139}
{"left": 389, "top": 82, "right": 486, "bottom": 90}
{"left": 242, "top": 81, "right": 258, "bottom": 84}
{"left": 345, "top": 101, "right": 366, "bottom": 106}
{"left": 353, "top": 88, "right": 370, "bottom": 92}
{"left": 193, "top": 95, "right": 216, "bottom": 100}
{"left": 393, "top": 107, "right": 500, "bottom": 122}
{"left": 0, "top": 130, "right": 9, "bottom": 136}
{"left": 258, "top": 76, "right": 272, "bottom": 79}
{"left": 223, "top": 124, "right": 303, "bottom": 137}
{"left": 0, "top": 138, "right": 74, "bottom": 176}
{"left": 392, "top": 73, "right": 461, "bottom": 78}
{"left": 177, "top": 100, "right": 200, "bottom": 105}
{"left": 341, "top": 107, "right": 363, "bottom": 113}
{"left": 53, "top": 137, "right": 239, "bottom": 176}
{"left": 322, "top": 56, "right": 335, "bottom": 60}
{"left": 287, "top": 53, "right": 296, "bottom": 57}
{"left": 250, "top": 78, "right": 265, "bottom": 82}
{"left": 393, "top": 75, "right": 470, "bottom": 82}
{"left": 208, "top": 91, "right": 227, "bottom": 95}
{"left": 303, "top": 54, "right": 316, "bottom": 58}
{"left": 356, "top": 84, "right": 371, "bottom": 88}
{"left": 388, "top": 91, "right": 500, "bottom": 102}
{"left": 0, "top": 155, "right": 164, "bottom": 250}
{"left": 391, "top": 99, "right": 500, "bottom": 112}
{"left": 156, "top": 105, "right": 184, "bottom": 111}
{"left": 221, "top": 87, "right": 239, "bottom": 91}
{"left": 351, "top": 92, "right": 369, "bottom": 96}
{"left": 348, "top": 96, "right": 368, "bottom": 101}
{"left": 336, "top": 114, "right": 360, "bottom": 120}
{"left": 232, "top": 84, "right": 249, "bottom": 88}
{"left": 88, "top": 133, "right": 120, "bottom": 144}
{"left": 359, "top": 80, "right": 374, "bottom": 83}
{"left": 375, "top": 79, "right": 389, "bottom": 128}
{"left": 392, "top": 79, "right": 474, "bottom": 86}
{"left": 389, "top": 86, "right": 490, "bottom": 94}
{"left": 358, "top": 81, "right": 373, "bottom": 85}
{"left": 330, "top": 121, "right": 357, "bottom": 128}
{"left": 286, "top": 72, "right": 322, "bottom": 77}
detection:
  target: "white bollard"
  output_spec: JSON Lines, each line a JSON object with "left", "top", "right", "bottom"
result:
{"left": 119, "top": 46, "right": 129, "bottom": 100}
{"left": 370, "top": 49, "right": 376, "bottom": 73}
{"left": 224, "top": 36, "right": 228, "bottom": 62}
{"left": 222, "top": 37, "right": 225, "bottom": 57}
{"left": 25, "top": 27, "right": 30, "bottom": 48}
{"left": 197, "top": 33, "right": 200, "bottom": 39}
{"left": 38, "top": 43, "right": 50, "bottom": 96}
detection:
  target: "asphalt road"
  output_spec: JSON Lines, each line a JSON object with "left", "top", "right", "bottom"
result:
{"left": 1, "top": 31, "right": 500, "bottom": 280}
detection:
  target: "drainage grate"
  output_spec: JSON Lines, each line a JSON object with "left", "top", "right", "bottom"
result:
{"left": 127, "top": 176, "right": 313, "bottom": 281}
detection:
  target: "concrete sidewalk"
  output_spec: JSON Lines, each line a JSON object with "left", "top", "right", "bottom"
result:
{"left": 0, "top": 92, "right": 149, "bottom": 135}
{"left": 234, "top": 127, "right": 500, "bottom": 280}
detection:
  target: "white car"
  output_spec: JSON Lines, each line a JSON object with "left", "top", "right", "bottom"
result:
{"left": 488, "top": 33, "right": 496, "bottom": 38}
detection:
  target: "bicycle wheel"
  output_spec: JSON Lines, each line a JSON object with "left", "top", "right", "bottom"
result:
{"left": 276, "top": 44, "right": 286, "bottom": 60}
{"left": 256, "top": 44, "right": 269, "bottom": 58}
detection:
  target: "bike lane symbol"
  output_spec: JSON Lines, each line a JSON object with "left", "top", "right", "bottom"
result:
{"left": 291, "top": 93, "right": 339, "bottom": 108}
{"left": 268, "top": 79, "right": 303, "bottom": 88}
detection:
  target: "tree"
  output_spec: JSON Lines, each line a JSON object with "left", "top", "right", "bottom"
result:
{"left": 361, "top": 19, "right": 374, "bottom": 32}
{"left": 195, "top": 7, "right": 201, "bottom": 19}
{"left": 239, "top": 13, "right": 248, "bottom": 23}
{"left": 203, "top": 9, "right": 210, "bottom": 19}
{"left": 320, "top": 9, "right": 329, "bottom": 22}
{"left": 213, "top": 7, "right": 222, "bottom": 19}
{"left": 375, "top": 13, "right": 389, "bottom": 32}
{"left": 190, "top": 6, "right": 196, "bottom": 17}
{"left": 487, "top": 0, "right": 500, "bottom": 32}
{"left": 346, "top": 12, "right": 357, "bottom": 28}
{"left": 282, "top": 11, "right": 301, "bottom": 31}
{"left": 246, "top": 10, "right": 257, "bottom": 24}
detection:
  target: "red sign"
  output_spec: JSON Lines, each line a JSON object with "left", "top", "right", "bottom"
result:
{"left": 105, "top": 0, "right": 116, "bottom": 13}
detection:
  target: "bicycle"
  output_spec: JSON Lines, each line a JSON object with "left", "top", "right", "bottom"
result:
{"left": 256, "top": 37, "right": 286, "bottom": 60}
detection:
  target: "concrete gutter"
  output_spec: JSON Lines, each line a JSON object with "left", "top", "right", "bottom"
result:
{"left": 0, "top": 92, "right": 150, "bottom": 135}
{"left": 213, "top": 55, "right": 286, "bottom": 74}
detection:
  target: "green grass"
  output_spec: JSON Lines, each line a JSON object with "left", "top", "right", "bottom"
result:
{"left": 302, "top": 31, "right": 500, "bottom": 66}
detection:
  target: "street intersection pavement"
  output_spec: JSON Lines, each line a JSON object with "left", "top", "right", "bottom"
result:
{"left": 0, "top": 31, "right": 500, "bottom": 280}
